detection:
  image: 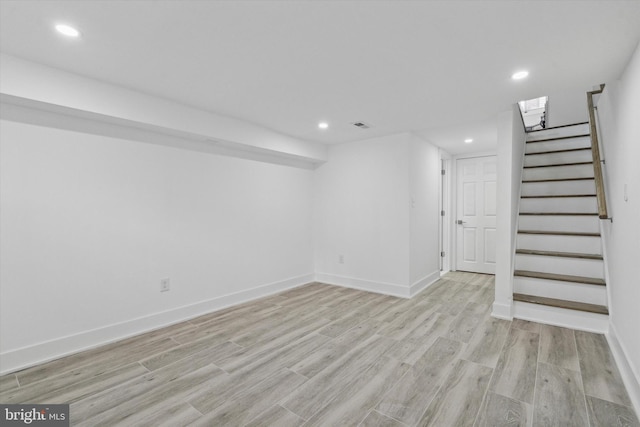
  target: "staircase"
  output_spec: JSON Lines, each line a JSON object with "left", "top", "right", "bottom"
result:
{"left": 512, "top": 121, "right": 609, "bottom": 329}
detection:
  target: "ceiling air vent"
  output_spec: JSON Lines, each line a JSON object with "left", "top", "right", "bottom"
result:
{"left": 351, "top": 121, "right": 371, "bottom": 129}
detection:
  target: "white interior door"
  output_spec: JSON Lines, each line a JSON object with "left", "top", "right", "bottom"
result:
{"left": 456, "top": 156, "right": 497, "bottom": 274}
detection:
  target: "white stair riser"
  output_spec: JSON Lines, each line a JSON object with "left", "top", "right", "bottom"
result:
{"left": 522, "top": 164, "right": 594, "bottom": 181}
{"left": 515, "top": 254, "right": 604, "bottom": 279}
{"left": 525, "top": 136, "right": 591, "bottom": 153}
{"left": 517, "top": 234, "right": 602, "bottom": 255}
{"left": 520, "top": 196, "right": 597, "bottom": 213}
{"left": 524, "top": 150, "right": 593, "bottom": 167}
{"left": 521, "top": 180, "right": 596, "bottom": 196}
{"left": 526, "top": 124, "right": 590, "bottom": 141}
{"left": 513, "top": 302, "right": 608, "bottom": 333}
{"left": 518, "top": 215, "right": 599, "bottom": 234}
{"left": 513, "top": 276, "right": 606, "bottom": 305}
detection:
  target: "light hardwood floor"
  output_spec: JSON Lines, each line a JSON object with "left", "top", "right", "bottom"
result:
{"left": 1, "top": 272, "right": 638, "bottom": 426}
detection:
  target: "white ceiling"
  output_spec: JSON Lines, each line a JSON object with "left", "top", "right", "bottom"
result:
{"left": 1, "top": 1, "right": 639, "bottom": 154}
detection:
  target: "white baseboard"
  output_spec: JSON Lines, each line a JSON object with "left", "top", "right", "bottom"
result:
{"left": 491, "top": 300, "right": 513, "bottom": 320}
{"left": 0, "top": 273, "right": 314, "bottom": 375}
{"left": 409, "top": 271, "right": 441, "bottom": 297}
{"left": 606, "top": 323, "right": 640, "bottom": 417}
{"left": 314, "top": 273, "right": 410, "bottom": 298}
{"left": 512, "top": 301, "right": 608, "bottom": 333}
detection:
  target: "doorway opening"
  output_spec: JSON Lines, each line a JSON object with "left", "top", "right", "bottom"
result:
{"left": 518, "top": 96, "right": 548, "bottom": 132}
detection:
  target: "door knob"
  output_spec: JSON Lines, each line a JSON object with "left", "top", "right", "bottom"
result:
{"left": 457, "top": 219, "right": 466, "bottom": 225}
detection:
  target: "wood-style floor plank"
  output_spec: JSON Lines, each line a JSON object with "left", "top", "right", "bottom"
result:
{"left": 575, "top": 331, "right": 633, "bottom": 407}
{"left": 188, "top": 333, "right": 330, "bottom": 415}
{"left": 118, "top": 401, "right": 202, "bottom": 427}
{"left": 14, "top": 335, "right": 177, "bottom": 387}
{"left": 375, "top": 337, "right": 462, "bottom": 425}
{"left": 0, "top": 374, "right": 19, "bottom": 392}
{"left": 280, "top": 335, "right": 396, "bottom": 420}
{"left": 75, "top": 364, "right": 225, "bottom": 426}
{"left": 378, "top": 302, "right": 437, "bottom": 340}
{"left": 303, "top": 356, "right": 410, "bottom": 426}
{"left": 1, "top": 362, "right": 148, "bottom": 404}
{"left": 189, "top": 368, "right": 307, "bottom": 426}
{"left": 216, "top": 316, "right": 331, "bottom": 373}
{"left": 585, "top": 395, "right": 640, "bottom": 427}
{"left": 244, "top": 405, "right": 304, "bottom": 427}
{"left": 539, "top": 324, "right": 580, "bottom": 371}
{"left": 140, "top": 334, "right": 234, "bottom": 371}
{"left": 462, "top": 313, "right": 511, "bottom": 368}
{"left": 474, "top": 392, "right": 532, "bottom": 427}
{"left": 386, "top": 312, "right": 453, "bottom": 366}
{"left": 70, "top": 347, "right": 227, "bottom": 422}
{"left": 317, "top": 311, "right": 368, "bottom": 338}
{"left": 489, "top": 327, "right": 539, "bottom": 404}
{"left": 511, "top": 318, "right": 541, "bottom": 333}
{"left": 533, "top": 362, "right": 589, "bottom": 427}
{"left": 444, "top": 301, "right": 490, "bottom": 343}
{"left": 290, "top": 319, "right": 385, "bottom": 379}
{"left": 360, "top": 410, "right": 407, "bottom": 427}
{"left": 416, "top": 359, "right": 493, "bottom": 427}
{"left": 0, "top": 272, "right": 635, "bottom": 427}
{"left": 2, "top": 338, "right": 176, "bottom": 401}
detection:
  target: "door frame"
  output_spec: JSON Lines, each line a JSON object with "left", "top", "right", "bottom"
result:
{"left": 439, "top": 150, "right": 451, "bottom": 274}
{"left": 451, "top": 151, "right": 498, "bottom": 272}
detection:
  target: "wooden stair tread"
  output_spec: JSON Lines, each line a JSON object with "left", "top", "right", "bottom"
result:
{"left": 513, "top": 293, "right": 608, "bottom": 315}
{"left": 523, "top": 177, "right": 594, "bottom": 183}
{"left": 525, "top": 147, "right": 591, "bottom": 156}
{"left": 518, "top": 230, "right": 600, "bottom": 237}
{"left": 524, "top": 161, "right": 592, "bottom": 169}
{"left": 514, "top": 270, "right": 605, "bottom": 286}
{"left": 521, "top": 194, "right": 596, "bottom": 199}
{"left": 526, "top": 134, "right": 590, "bottom": 143}
{"left": 519, "top": 212, "right": 598, "bottom": 216}
{"left": 527, "top": 122, "right": 589, "bottom": 132}
{"left": 516, "top": 249, "right": 602, "bottom": 260}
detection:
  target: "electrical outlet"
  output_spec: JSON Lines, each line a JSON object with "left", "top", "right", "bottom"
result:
{"left": 160, "top": 278, "right": 170, "bottom": 292}
{"left": 338, "top": 254, "right": 344, "bottom": 264}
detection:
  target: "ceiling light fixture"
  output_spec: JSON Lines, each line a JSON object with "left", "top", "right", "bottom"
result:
{"left": 512, "top": 70, "right": 529, "bottom": 80}
{"left": 55, "top": 24, "right": 80, "bottom": 37}
{"left": 464, "top": 138, "right": 473, "bottom": 143}
{"left": 318, "top": 122, "right": 329, "bottom": 129}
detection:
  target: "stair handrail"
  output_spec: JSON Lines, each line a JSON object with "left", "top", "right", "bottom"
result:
{"left": 586, "top": 84, "right": 608, "bottom": 220}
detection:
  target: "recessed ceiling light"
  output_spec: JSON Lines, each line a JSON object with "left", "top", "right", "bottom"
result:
{"left": 512, "top": 71, "right": 529, "bottom": 80}
{"left": 55, "top": 24, "right": 80, "bottom": 38}
{"left": 318, "top": 122, "right": 329, "bottom": 129}
{"left": 464, "top": 138, "right": 473, "bottom": 143}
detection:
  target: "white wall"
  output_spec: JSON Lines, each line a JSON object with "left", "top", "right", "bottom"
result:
{"left": 409, "top": 134, "right": 442, "bottom": 292}
{"left": 493, "top": 105, "right": 526, "bottom": 319}
{"left": 0, "top": 120, "right": 315, "bottom": 373}
{"left": 314, "top": 132, "right": 441, "bottom": 297}
{"left": 314, "top": 133, "right": 410, "bottom": 295}
{"left": 595, "top": 41, "right": 640, "bottom": 414}
{"left": 546, "top": 87, "right": 590, "bottom": 128}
